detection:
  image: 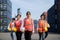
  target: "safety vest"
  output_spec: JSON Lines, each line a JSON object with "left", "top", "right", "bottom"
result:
{"left": 8, "top": 22, "right": 15, "bottom": 31}
{"left": 24, "top": 18, "right": 33, "bottom": 32}
{"left": 38, "top": 19, "right": 44, "bottom": 33}
{"left": 15, "top": 20, "right": 22, "bottom": 32}
{"left": 38, "top": 20, "right": 49, "bottom": 32}
{"left": 9, "top": 22, "right": 14, "bottom": 29}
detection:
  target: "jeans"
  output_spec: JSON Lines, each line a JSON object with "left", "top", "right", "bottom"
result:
{"left": 11, "top": 32, "right": 14, "bottom": 40}
{"left": 39, "top": 32, "right": 45, "bottom": 40}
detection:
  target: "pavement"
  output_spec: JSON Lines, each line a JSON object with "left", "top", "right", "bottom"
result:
{"left": 0, "top": 32, "right": 60, "bottom": 40}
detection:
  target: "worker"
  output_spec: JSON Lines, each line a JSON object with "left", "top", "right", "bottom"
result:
{"left": 15, "top": 14, "right": 22, "bottom": 40}
{"left": 23, "top": 11, "right": 34, "bottom": 40}
{"left": 37, "top": 14, "right": 45, "bottom": 40}
{"left": 8, "top": 18, "right": 15, "bottom": 40}
{"left": 43, "top": 12, "right": 50, "bottom": 39}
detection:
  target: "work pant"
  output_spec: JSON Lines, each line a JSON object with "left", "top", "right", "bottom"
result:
{"left": 15, "top": 31, "right": 22, "bottom": 40}
{"left": 38, "top": 32, "right": 45, "bottom": 40}
{"left": 24, "top": 31, "right": 32, "bottom": 40}
{"left": 11, "top": 32, "right": 14, "bottom": 40}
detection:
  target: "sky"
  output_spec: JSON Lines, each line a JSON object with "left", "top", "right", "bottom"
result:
{"left": 10, "top": 0, "right": 54, "bottom": 20}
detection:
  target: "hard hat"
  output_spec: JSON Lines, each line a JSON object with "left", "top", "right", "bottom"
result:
{"left": 7, "top": 28, "right": 11, "bottom": 31}
{"left": 20, "top": 27, "right": 25, "bottom": 32}
{"left": 12, "top": 27, "right": 17, "bottom": 32}
{"left": 44, "top": 27, "right": 48, "bottom": 32}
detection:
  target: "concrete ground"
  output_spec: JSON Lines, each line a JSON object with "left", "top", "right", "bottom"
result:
{"left": 0, "top": 33, "right": 60, "bottom": 40}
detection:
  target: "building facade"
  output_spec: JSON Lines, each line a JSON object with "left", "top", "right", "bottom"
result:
{"left": 48, "top": 0, "right": 60, "bottom": 33}
{"left": 0, "top": 0, "right": 12, "bottom": 32}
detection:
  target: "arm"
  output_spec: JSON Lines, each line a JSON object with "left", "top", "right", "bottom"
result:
{"left": 7, "top": 22, "right": 11, "bottom": 31}
{"left": 48, "top": 24, "right": 50, "bottom": 28}
{"left": 46, "top": 21, "right": 50, "bottom": 28}
{"left": 23, "top": 18, "right": 26, "bottom": 27}
{"left": 8, "top": 24, "right": 10, "bottom": 28}
{"left": 20, "top": 20, "right": 22, "bottom": 27}
{"left": 8, "top": 22, "right": 11, "bottom": 28}
{"left": 31, "top": 19, "right": 34, "bottom": 33}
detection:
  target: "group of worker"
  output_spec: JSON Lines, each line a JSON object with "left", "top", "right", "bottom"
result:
{"left": 8, "top": 11, "right": 50, "bottom": 40}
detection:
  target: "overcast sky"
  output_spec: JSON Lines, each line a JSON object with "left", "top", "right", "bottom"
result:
{"left": 10, "top": 0, "right": 54, "bottom": 20}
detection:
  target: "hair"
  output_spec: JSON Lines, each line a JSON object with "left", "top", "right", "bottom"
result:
{"left": 26, "top": 11, "right": 31, "bottom": 15}
{"left": 40, "top": 14, "right": 45, "bottom": 20}
{"left": 40, "top": 14, "right": 44, "bottom": 17}
{"left": 12, "top": 18, "right": 15, "bottom": 20}
{"left": 43, "top": 12, "right": 48, "bottom": 16}
{"left": 16, "top": 14, "right": 21, "bottom": 17}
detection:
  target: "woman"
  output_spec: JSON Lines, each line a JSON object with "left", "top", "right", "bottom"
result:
{"left": 8, "top": 18, "right": 15, "bottom": 40}
{"left": 38, "top": 14, "right": 46, "bottom": 40}
{"left": 15, "top": 14, "right": 22, "bottom": 40}
{"left": 23, "top": 11, "right": 34, "bottom": 40}
{"left": 43, "top": 12, "right": 50, "bottom": 39}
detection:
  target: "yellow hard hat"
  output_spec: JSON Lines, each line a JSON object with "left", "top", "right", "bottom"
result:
{"left": 12, "top": 27, "right": 17, "bottom": 32}
{"left": 44, "top": 27, "right": 48, "bottom": 32}
{"left": 7, "top": 28, "right": 11, "bottom": 31}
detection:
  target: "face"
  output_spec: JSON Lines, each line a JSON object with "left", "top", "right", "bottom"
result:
{"left": 41, "top": 16, "right": 45, "bottom": 20}
{"left": 26, "top": 13, "right": 31, "bottom": 18}
{"left": 17, "top": 15, "right": 21, "bottom": 20}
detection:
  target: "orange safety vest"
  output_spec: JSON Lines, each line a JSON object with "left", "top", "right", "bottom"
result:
{"left": 15, "top": 20, "right": 22, "bottom": 32}
{"left": 9, "top": 22, "right": 13, "bottom": 29}
{"left": 24, "top": 18, "right": 33, "bottom": 32}
{"left": 38, "top": 19, "right": 44, "bottom": 33}
{"left": 8, "top": 22, "right": 13, "bottom": 31}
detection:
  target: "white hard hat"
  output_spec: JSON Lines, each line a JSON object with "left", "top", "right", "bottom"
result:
{"left": 20, "top": 27, "right": 25, "bottom": 32}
